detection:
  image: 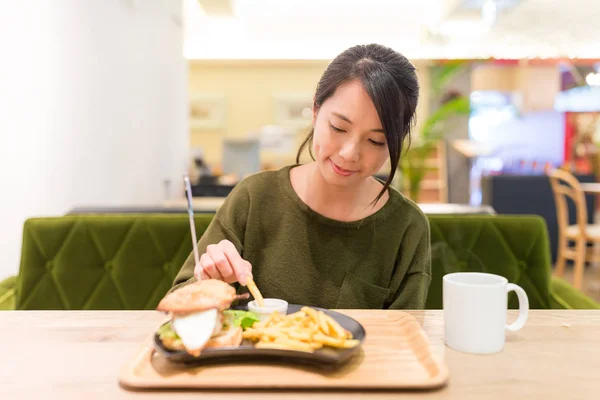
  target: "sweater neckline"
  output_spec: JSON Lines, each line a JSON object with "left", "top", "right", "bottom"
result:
{"left": 277, "top": 164, "right": 402, "bottom": 229}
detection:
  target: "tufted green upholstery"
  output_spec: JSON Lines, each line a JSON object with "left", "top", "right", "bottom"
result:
{"left": 428, "top": 215, "right": 568, "bottom": 309}
{"left": 0, "top": 214, "right": 597, "bottom": 310}
{"left": 14, "top": 215, "right": 212, "bottom": 310}
{"left": 0, "top": 275, "right": 16, "bottom": 310}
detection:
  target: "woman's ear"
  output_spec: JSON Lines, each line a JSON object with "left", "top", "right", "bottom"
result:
{"left": 312, "top": 104, "right": 319, "bottom": 126}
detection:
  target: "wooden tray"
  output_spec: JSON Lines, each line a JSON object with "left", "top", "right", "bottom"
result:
{"left": 119, "top": 310, "right": 449, "bottom": 391}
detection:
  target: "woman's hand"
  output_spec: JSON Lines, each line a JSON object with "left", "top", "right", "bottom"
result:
{"left": 194, "top": 239, "right": 252, "bottom": 285}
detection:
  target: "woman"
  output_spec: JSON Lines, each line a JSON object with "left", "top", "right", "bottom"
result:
{"left": 172, "top": 43, "right": 431, "bottom": 309}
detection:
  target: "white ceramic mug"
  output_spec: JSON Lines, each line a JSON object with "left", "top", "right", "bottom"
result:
{"left": 443, "top": 272, "right": 529, "bottom": 354}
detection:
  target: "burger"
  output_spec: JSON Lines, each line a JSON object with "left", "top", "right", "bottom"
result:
{"left": 155, "top": 279, "right": 258, "bottom": 357}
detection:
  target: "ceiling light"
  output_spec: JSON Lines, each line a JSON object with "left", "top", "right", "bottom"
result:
{"left": 482, "top": 0, "right": 497, "bottom": 27}
{"left": 586, "top": 72, "right": 600, "bottom": 86}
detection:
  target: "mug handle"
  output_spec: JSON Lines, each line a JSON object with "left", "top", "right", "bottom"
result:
{"left": 506, "top": 283, "right": 529, "bottom": 332}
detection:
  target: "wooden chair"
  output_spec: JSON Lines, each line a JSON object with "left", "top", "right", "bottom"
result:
{"left": 548, "top": 169, "right": 600, "bottom": 289}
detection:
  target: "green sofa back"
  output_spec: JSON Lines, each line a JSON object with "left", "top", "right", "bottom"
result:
{"left": 16, "top": 215, "right": 210, "bottom": 310}
{"left": 9, "top": 214, "right": 583, "bottom": 310}
{"left": 427, "top": 215, "right": 552, "bottom": 309}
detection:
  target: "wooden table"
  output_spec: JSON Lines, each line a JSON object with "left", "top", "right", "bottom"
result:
{"left": 162, "top": 198, "right": 497, "bottom": 215}
{"left": 580, "top": 183, "right": 600, "bottom": 194}
{"left": 1, "top": 310, "right": 598, "bottom": 399}
{"left": 417, "top": 203, "right": 495, "bottom": 215}
{"left": 163, "top": 197, "right": 227, "bottom": 212}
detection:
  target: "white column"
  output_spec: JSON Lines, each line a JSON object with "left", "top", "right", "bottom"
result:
{"left": 0, "top": 0, "right": 188, "bottom": 278}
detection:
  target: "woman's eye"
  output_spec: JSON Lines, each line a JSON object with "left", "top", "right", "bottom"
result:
{"left": 329, "top": 123, "right": 345, "bottom": 133}
{"left": 369, "top": 139, "right": 386, "bottom": 147}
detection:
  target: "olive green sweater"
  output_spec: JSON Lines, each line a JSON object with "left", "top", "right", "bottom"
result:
{"left": 173, "top": 165, "right": 431, "bottom": 309}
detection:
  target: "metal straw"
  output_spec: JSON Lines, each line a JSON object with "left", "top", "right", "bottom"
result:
{"left": 183, "top": 174, "right": 201, "bottom": 278}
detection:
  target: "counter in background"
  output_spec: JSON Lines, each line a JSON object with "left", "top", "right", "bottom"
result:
{"left": 68, "top": 200, "right": 494, "bottom": 216}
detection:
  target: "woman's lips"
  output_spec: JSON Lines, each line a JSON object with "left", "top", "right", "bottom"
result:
{"left": 330, "top": 159, "right": 356, "bottom": 177}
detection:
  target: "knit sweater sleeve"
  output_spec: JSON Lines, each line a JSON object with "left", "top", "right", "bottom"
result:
{"left": 385, "top": 212, "right": 432, "bottom": 309}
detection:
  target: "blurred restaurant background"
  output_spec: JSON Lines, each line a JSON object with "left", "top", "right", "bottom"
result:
{"left": 2, "top": 0, "right": 600, "bottom": 299}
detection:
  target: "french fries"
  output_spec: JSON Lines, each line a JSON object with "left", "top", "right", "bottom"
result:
{"left": 242, "top": 306, "right": 360, "bottom": 352}
{"left": 246, "top": 278, "right": 264, "bottom": 307}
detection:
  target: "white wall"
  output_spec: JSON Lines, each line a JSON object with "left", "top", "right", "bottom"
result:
{"left": 0, "top": 0, "right": 188, "bottom": 279}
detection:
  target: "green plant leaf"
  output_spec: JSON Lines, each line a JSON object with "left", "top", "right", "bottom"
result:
{"left": 421, "top": 96, "right": 470, "bottom": 140}
{"left": 431, "top": 61, "right": 470, "bottom": 99}
{"left": 398, "top": 61, "right": 471, "bottom": 202}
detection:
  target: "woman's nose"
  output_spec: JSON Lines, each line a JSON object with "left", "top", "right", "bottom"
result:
{"left": 339, "top": 141, "right": 360, "bottom": 162}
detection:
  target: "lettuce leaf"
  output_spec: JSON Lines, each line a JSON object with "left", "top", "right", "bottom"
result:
{"left": 157, "top": 309, "right": 259, "bottom": 344}
{"left": 157, "top": 321, "right": 180, "bottom": 339}
{"left": 223, "top": 310, "right": 260, "bottom": 330}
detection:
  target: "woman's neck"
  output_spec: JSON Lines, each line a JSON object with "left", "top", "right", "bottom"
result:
{"left": 293, "top": 162, "right": 385, "bottom": 222}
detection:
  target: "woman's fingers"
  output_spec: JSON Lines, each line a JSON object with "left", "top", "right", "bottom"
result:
{"left": 220, "top": 240, "right": 252, "bottom": 285}
{"left": 194, "top": 240, "right": 252, "bottom": 285}
{"left": 200, "top": 251, "right": 223, "bottom": 281}
{"left": 206, "top": 243, "right": 235, "bottom": 282}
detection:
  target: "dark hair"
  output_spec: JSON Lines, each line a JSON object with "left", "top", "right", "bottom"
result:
{"left": 296, "top": 43, "right": 419, "bottom": 204}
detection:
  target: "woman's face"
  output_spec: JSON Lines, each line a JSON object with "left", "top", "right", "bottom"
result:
{"left": 311, "top": 79, "right": 389, "bottom": 188}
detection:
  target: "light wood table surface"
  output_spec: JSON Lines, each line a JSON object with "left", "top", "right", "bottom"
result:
{"left": 1, "top": 310, "right": 598, "bottom": 399}
{"left": 163, "top": 198, "right": 496, "bottom": 215}
{"left": 163, "top": 197, "right": 227, "bottom": 212}
{"left": 580, "top": 183, "right": 600, "bottom": 194}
